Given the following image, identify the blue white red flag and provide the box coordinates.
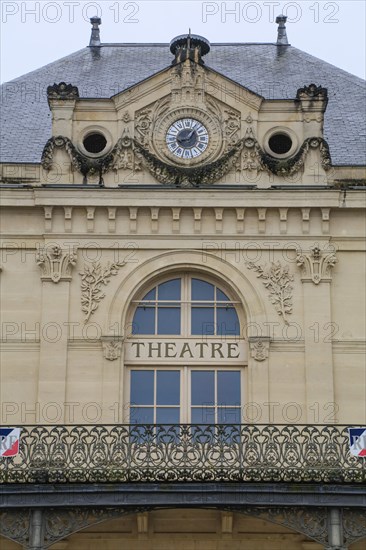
[0,428,21,457]
[348,427,366,457]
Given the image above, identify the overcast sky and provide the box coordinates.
[0,0,365,83]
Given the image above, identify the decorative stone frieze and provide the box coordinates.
[36,245,77,283]
[249,337,270,361]
[296,243,337,284]
[101,336,124,361]
[246,261,294,325]
[79,260,126,322]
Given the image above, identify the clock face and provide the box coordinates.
[166,118,209,159]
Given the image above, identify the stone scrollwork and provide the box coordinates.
[296,83,328,101]
[296,243,338,284]
[47,82,80,100]
[246,260,294,324]
[101,336,124,361]
[135,108,153,146]
[79,260,126,322]
[223,108,241,148]
[249,337,270,361]
[36,245,77,283]
[109,128,142,172]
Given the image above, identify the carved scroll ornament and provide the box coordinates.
[36,245,77,283]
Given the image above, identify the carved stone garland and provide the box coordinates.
[36,245,77,283]
[296,244,338,284]
[246,261,294,324]
[79,260,125,322]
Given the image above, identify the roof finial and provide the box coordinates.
[89,16,102,47]
[276,14,288,45]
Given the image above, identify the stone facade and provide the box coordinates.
[0,28,365,550]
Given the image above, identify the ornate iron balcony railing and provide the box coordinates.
[0,424,364,484]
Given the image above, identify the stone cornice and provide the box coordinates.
[0,187,365,209]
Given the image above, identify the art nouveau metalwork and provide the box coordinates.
[1,424,364,484]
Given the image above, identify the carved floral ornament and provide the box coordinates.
[79,260,126,322]
[36,245,77,283]
[246,260,294,325]
[296,243,338,284]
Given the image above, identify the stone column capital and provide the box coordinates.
[36,245,77,283]
[296,243,337,284]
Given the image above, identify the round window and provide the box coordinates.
[82,132,107,154]
[268,133,292,155]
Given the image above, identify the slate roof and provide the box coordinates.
[1,43,365,165]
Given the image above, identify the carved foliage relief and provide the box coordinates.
[246,261,294,324]
[79,260,125,322]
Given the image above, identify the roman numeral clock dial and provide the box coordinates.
[166,118,209,159]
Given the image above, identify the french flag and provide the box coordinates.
[348,428,366,457]
[0,428,21,457]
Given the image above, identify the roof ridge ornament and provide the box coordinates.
[89,16,101,47]
[276,14,289,45]
[170,33,210,65]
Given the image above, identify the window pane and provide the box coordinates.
[218,407,241,424]
[158,279,181,300]
[132,306,155,335]
[191,407,215,424]
[192,279,214,300]
[217,307,240,335]
[142,288,156,301]
[191,371,214,405]
[156,407,180,424]
[130,370,154,405]
[158,307,181,334]
[130,406,154,424]
[191,307,214,335]
[217,371,241,405]
[217,288,230,301]
[157,371,180,405]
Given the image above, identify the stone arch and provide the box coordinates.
[108,249,267,336]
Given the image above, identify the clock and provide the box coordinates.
[151,107,222,166]
[165,118,209,159]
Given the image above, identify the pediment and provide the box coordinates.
[43,57,331,187]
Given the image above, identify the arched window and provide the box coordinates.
[125,275,245,427]
[131,275,240,336]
